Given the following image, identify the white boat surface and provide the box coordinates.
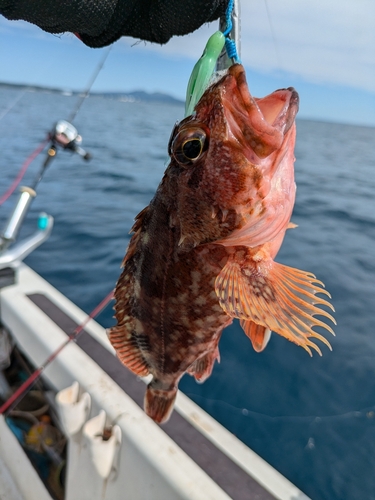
[0,262,310,500]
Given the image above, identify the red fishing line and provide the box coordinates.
[0,290,114,415]
[0,138,49,206]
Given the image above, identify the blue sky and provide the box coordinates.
[1,0,374,126]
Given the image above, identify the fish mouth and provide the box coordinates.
[222,64,299,157]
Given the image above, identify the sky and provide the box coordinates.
[0,0,374,126]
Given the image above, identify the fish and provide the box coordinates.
[108,64,335,424]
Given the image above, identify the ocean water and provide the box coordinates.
[1,87,375,500]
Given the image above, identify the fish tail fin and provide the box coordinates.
[144,383,177,424]
[107,326,149,377]
[215,257,336,356]
[240,320,272,352]
[187,347,220,383]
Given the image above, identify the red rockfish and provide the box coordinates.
[108,64,335,423]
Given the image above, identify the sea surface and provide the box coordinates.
[1,87,375,500]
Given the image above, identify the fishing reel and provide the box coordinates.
[0,120,91,269]
[49,120,91,161]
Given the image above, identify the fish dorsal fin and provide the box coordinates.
[107,326,150,377]
[215,257,336,356]
[240,320,272,352]
[123,206,150,265]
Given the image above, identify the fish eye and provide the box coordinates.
[171,126,208,166]
[182,138,204,160]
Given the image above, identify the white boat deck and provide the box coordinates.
[0,263,310,500]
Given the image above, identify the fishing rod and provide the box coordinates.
[31,46,112,191]
[0,47,111,259]
[29,119,91,192]
[68,46,111,123]
[0,47,114,416]
[0,46,111,205]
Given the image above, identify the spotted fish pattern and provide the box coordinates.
[108,64,335,423]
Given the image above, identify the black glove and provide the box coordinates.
[0,0,228,47]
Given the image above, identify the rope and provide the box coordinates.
[222,0,241,64]
[0,138,49,206]
[222,0,234,36]
[0,290,114,415]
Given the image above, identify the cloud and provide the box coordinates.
[121,0,375,93]
[240,0,375,92]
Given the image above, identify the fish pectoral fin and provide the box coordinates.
[215,258,336,356]
[240,320,272,352]
[187,348,220,383]
[107,326,150,377]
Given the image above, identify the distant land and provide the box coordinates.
[0,81,184,105]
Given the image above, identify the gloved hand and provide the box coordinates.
[0,0,228,47]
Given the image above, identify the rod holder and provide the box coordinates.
[55,381,91,437]
[1,186,36,244]
[0,213,54,269]
[83,411,122,479]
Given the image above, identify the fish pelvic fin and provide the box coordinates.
[215,256,336,356]
[187,347,220,383]
[144,383,177,424]
[240,320,272,352]
[107,326,150,377]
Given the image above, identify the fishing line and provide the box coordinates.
[0,290,114,416]
[0,89,26,121]
[68,45,112,123]
[186,392,375,424]
[263,0,283,70]
[0,138,49,206]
